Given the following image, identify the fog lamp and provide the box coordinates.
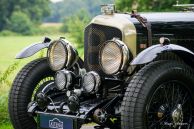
[55,70,75,90]
[82,71,101,94]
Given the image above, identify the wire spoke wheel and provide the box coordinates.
[121,61,194,129]
[32,76,54,101]
[31,76,54,122]
[9,58,55,129]
[146,81,192,129]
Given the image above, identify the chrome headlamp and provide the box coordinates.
[55,70,75,90]
[48,39,78,71]
[82,71,101,94]
[99,38,130,75]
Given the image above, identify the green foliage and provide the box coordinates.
[38,23,63,35]
[116,0,192,12]
[0,30,20,36]
[24,0,50,22]
[7,11,35,35]
[45,0,113,22]
[15,0,51,24]
[0,0,13,31]
[0,123,12,129]
[61,9,90,48]
[0,61,20,85]
[38,50,46,58]
[0,0,50,32]
[0,91,9,124]
[0,59,20,125]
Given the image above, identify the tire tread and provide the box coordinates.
[9,58,54,129]
[121,61,194,129]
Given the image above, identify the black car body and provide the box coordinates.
[9,4,194,129]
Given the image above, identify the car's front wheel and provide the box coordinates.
[121,61,194,129]
[9,58,55,129]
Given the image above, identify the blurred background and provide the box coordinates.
[0,0,193,128]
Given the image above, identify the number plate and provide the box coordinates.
[38,113,74,129]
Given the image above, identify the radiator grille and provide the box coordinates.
[84,24,122,74]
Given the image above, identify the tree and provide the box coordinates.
[0,0,50,31]
[7,11,34,35]
[14,0,50,24]
[44,0,113,22]
[116,0,192,12]
[61,9,90,48]
[0,0,14,31]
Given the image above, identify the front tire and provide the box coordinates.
[121,61,194,129]
[9,58,55,129]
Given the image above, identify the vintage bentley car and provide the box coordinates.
[9,4,194,129]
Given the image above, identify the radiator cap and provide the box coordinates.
[101,4,115,15]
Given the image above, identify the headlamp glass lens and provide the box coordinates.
[82,71,101,94]
[101,41,122,74]
[55,71,66,90]
[83,74,95,93]
[48,41,67,71]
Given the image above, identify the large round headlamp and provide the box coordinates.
[55,70,75,90]
[82,71,101,94]
[99,38,130,75]
[48,39,78,71]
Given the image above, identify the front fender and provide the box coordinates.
[16,42,50,59]
[131,44,194,65]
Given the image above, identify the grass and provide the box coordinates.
[0,36,50,127]
[0,35,83,128]
[0,35,63,71]
[0,21,84,128]
[0,123,12,129]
